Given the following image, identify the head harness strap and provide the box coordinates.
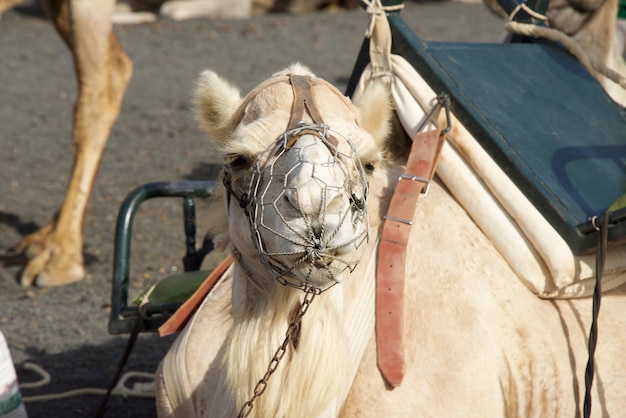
[229,73,356,135]
[287,75,324,129]
[286,75,340,149]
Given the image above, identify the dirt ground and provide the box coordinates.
[0,2,502,416]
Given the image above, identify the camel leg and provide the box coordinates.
[18,0,132,287]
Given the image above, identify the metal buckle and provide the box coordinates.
[399,174,431,196]
[383,173,430,225]
[383,215,413,225]
[416,92,451,137]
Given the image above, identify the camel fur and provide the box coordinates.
[155,64,626,417]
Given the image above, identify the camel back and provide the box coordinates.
[348,1,626,255]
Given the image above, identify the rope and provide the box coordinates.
[509,2,548,22]
[18,310,155,414]
[361,0,404,38]
[505,19,626,90]
[19,363,155,402]
[582,210,610,418]
[18,363,51,389]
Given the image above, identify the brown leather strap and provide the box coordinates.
[288,75,324,129]
[376,129,445,387]
[159,255,233,336]
[230,73,356,136]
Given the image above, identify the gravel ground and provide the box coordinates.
[0,2,502,417]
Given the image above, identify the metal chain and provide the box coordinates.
[237,288,319,418]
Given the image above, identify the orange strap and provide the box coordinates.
[376,129,445,387]
[159,255,233,336]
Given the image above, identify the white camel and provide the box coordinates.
[154,63,626,417]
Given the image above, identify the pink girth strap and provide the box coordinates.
[376,129,445,387]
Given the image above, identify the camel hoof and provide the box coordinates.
[20,249,85,288]
[33,265,85,287]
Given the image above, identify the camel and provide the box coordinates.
[154,62,626,417]
[485,0,626,106]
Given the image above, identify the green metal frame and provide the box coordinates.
[108,180,218,335]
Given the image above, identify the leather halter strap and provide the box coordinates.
[288,75,324,129]
[229,73,356,134]
[284,75,340,149]
[376,129,445,387]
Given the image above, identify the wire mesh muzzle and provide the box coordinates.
[245,123,370,292]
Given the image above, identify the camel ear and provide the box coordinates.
[193,70,241,146]
[352,80,393,147]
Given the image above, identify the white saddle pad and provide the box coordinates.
[353,17,626,298]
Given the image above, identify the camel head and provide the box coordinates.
[195,63,392,292]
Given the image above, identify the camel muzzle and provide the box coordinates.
[246,122,369,292]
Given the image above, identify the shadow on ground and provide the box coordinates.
[17,333,176,418]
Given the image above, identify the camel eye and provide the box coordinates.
[363,162,375,173]
[225,154,251,171]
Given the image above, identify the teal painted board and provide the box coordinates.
[426,42,625,217]
[387,14,626,253]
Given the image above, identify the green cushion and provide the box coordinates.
[133,270,209,306]
[610,194,626,212]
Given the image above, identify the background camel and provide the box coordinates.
[0,2,621,416]
[485,0,626,106]
[155,63,626,417]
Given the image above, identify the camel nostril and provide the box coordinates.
[311,223,323,241]
[351,194,365,210]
